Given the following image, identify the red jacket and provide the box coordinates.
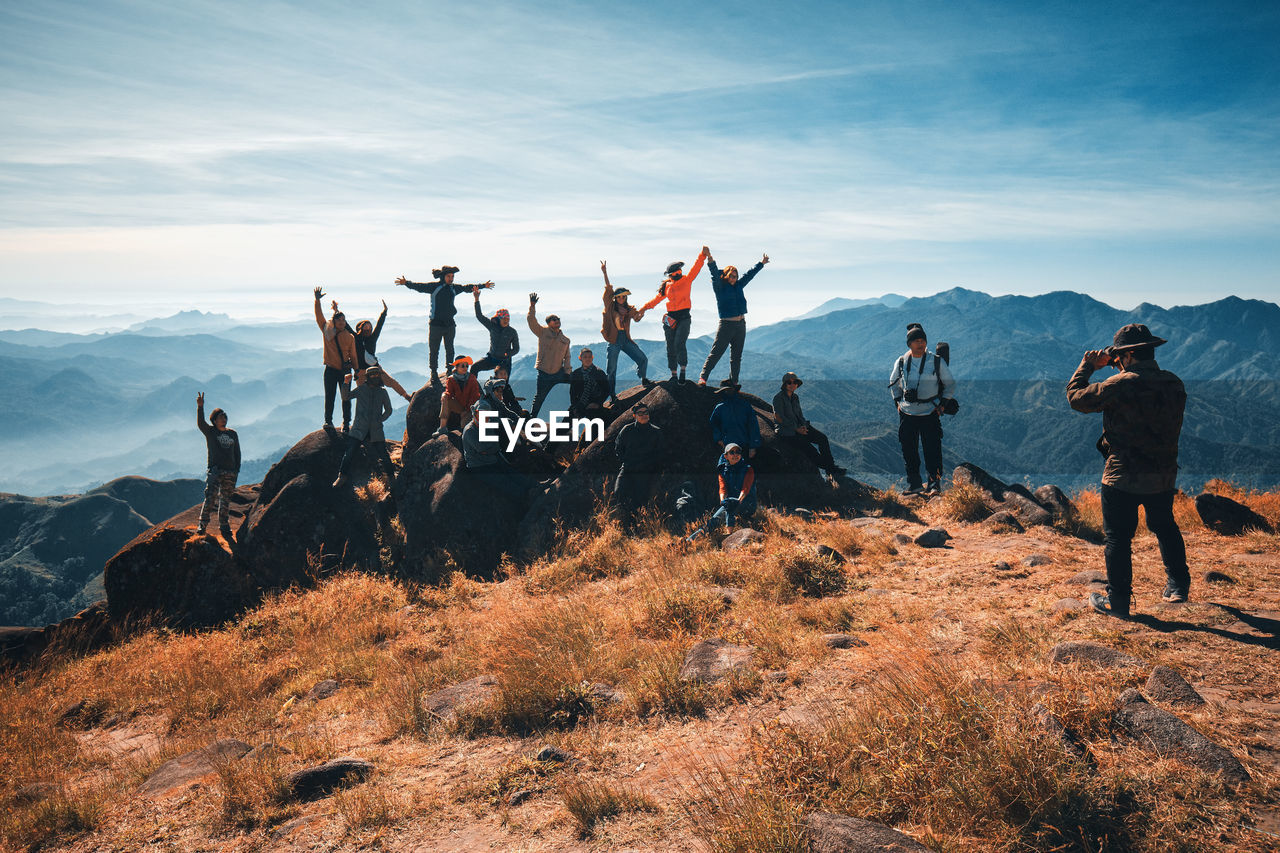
[443,374,481,409]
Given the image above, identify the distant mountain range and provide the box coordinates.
[1,288,1277,496]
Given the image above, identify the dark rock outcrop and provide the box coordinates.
[1113,691,1248,785]
[721,528,765,551]
[0,602,112,669]
[1048,641,1144,669]
[805,812,932,852]
[1194,493,1274,536]
[285,758,374,801]
[402,385,443,456]
[952,463,1053,527]
[105,528,249,628]
[1144,666,1206,708]
[422,675,498,724]
[1033,484,1076,522]
[139,739,253,797]
[914,527,951,548]
[822,633,866,649]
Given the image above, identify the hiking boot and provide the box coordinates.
[925,479,942,496]
[433,426,447,437]
[904,483,925,496]
[641,377,655,388]
[1161,584,1188,604]
[219,525,233,542]
[1089,592,1131,619]
[342,423,350,436]
[332,473,348,488]
[697,377,707,386]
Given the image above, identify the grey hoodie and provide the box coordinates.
[350,383,393,442]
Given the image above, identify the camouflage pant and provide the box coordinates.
[199,468,238,531]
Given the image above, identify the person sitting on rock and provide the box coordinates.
[333,367,394,488]
[710,380,761,459]
[195,392,241,540]
[527,292,572,417]
[437,356,481,436]
[642,246,709,384]
[472,289,520,378]
[569,348,610,419]
[394,266,493,383]
[698,248,768,386]
[889,324,955,495]
[462,380,536,499]
[773,371,846,481]
[600,260,652,403]
[314,287,357,433]
[687,443,757,540]
[353,299,411,401]
[1067,323,1190,618]
[492,363,528,418]
[613,402,662,519]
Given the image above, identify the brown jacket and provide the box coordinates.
[1066,358,1185,493]
[315,300,357,371]
[602,283,643,344]
[527,307,571,375]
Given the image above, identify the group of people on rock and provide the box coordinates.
[193,257,1190,621]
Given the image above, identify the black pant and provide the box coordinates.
[530,369,571,417]
[428,322,456,373]
[898,411,942,487]
[323,366,351,426]
[339,437,392,478]
[663,308,691,372]
[700,318,746,382]
[613,467,654,516]
[472,353,512,376]
[1101,485,1190,607]
[786,429,836,472]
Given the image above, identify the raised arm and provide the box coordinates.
[372,300,387,341]
[601,260,613,306]
[196,392,213,435]
[526,294,545,335]
[683,246,710,285]
[474,293,495,330]
[1066,351,1120,413]
[313,287,326,331]
[737,255,768,289]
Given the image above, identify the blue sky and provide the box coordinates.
[1,0,1277,328]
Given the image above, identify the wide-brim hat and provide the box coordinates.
[664,261,684,275]
[451,356,473,368]
[612,288,632,299]
[432,265,460,279]
[1111,323,1167,351]
[718,378,741,391]
[781,371,803,387]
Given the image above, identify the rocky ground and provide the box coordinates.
[2,480,1278,852]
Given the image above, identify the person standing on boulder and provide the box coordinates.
[569,349,610,419]
[471,289,520,378]
[1067,324,1190,618]
[774,371,846,481]
[196,392,240,539]
[333,367,394,488]
[353,300,412,401]
[600,260,652,403]
[686,443,757,540]
[889,324,955,495]
[710,381,761,459]
[698,249,768,386]
[437,356,481,436]
[642,247,709,384]
[394,266,493,383]
[527,293,572,417]
[614,402,662,519]
[315,287,358,433]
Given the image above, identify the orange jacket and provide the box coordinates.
[643,250,707,314]
[315,300,357,371]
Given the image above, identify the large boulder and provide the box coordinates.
[0,602,112,669]
[1113,691,1248,785]
[237,430,390,587]
[104,527,249,628]
[1194,493,1274,536]
[952,463,1053,527]
[402,383,442,456]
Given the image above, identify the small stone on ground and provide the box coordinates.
[805,811,932,853]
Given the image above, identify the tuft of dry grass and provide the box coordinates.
[211,748,297,830]
[561,777,657,837]
[333,776,414,829]
[524,514,636,592]
[939,479,992,523]
[0,784,106,851]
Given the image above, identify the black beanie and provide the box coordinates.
[906,323,927,344]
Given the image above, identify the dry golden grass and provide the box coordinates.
[939,479,992,522]
[1203,478,1280,525]
[561,777,657,838]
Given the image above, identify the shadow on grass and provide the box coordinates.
[1131,604,1280,651]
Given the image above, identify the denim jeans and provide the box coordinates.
[700,318,746,382]
[606,335,648,395]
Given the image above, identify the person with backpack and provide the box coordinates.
[195,392,241,540]
[642,247,709,383]
[889,323,956,495]
[471,289,520,378]
[314,287,357,433]
[527,292,572,417]
[394,266,493,383]
[600,260,652,402]
[773,371,846,481]
[353,300,411,401]
[698,249,768,386]
[1067,324,1191,618]
[686,443,757,540]
[333,366,394,488]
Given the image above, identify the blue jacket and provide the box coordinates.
[708,259,764,319]
[710,395,761,450]
[403,279,478,325]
